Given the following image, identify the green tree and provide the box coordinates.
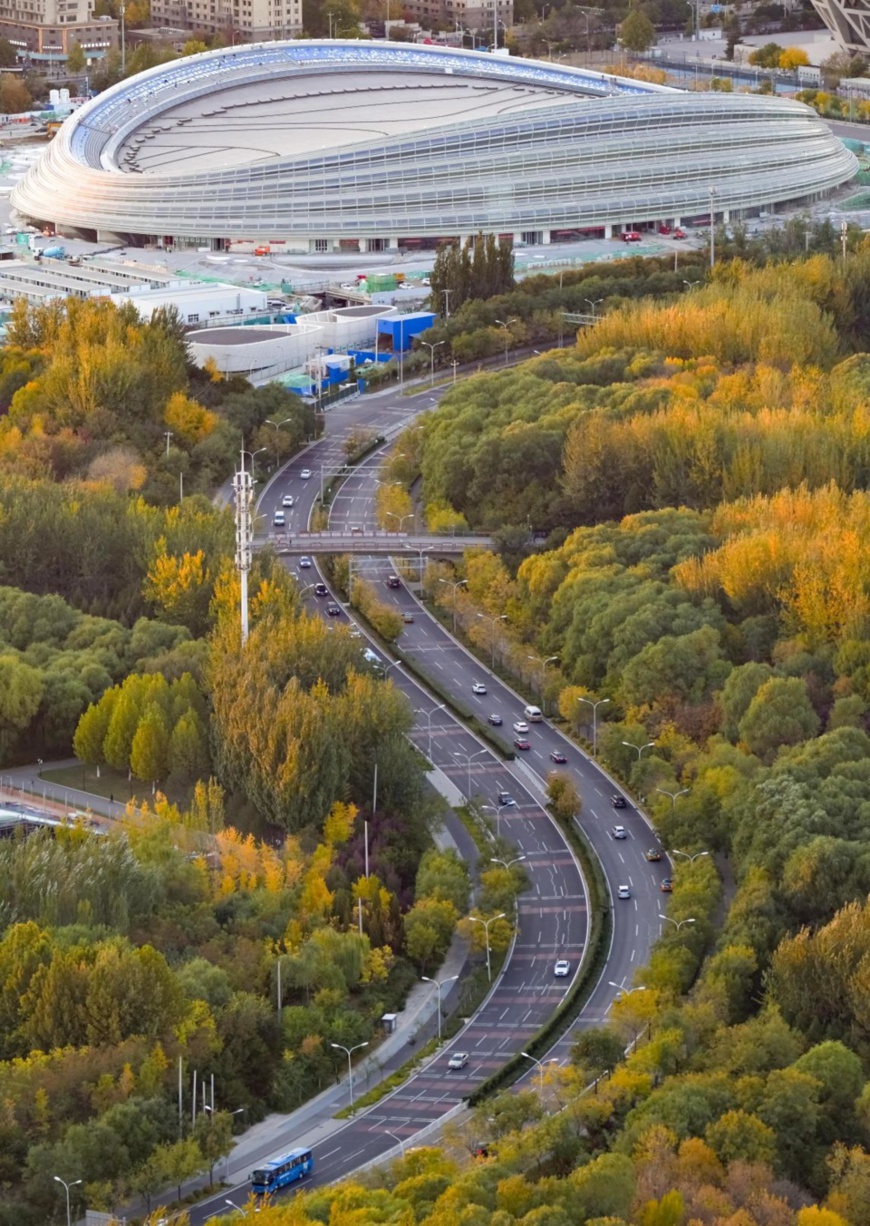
[705,1109,777,1166]
[0,655,43,761]
[738,676,820,760]
[193,1110,234,1185]
[168,709,210,783]
[73,691,117,766]
[130,706,170,784]
[66,43,86,73]
[619,9,656,52]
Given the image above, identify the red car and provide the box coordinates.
[673,228,687,240]
[514,737,531,751]
[658,224,671,235]
[621,231,642,243]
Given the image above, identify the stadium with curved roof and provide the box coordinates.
[11,40,857,252]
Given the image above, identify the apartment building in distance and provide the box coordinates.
[400,0,513,41]
[149,0,301,43]
[0,0,116,62]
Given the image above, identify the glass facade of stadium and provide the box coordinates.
[11,41,857,253]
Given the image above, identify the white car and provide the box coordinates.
[554,960,570,977]
[282,493,294,507]
[612,826,627,840]
[513,720,529,734]
[448,1051,469,1070]
[472,682,487,695]
[299,556,312,568]
[272,510,286,527]
[617,884,631,900]
[300,468,312,479]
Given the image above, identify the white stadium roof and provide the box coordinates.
[11,40,856,248]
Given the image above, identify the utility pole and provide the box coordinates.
[232,452,254,646]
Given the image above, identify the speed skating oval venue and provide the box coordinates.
[11,40,857,252]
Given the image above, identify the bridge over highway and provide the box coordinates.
[265,531,495,555]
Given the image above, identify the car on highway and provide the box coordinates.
[554,959,570,977]
[611,795,627,808]
[660,878,673,893]
[299,556,312,568]
[645,848,662,862]
[314,583,328,597]
[612,825,627,839]
[282,494,294,507]
[513,720,529,733]
[549,749,567,763]
[448,1052,469,1070]
[300,468,312,479]
[403,611,414,623]
[617,884,631,900]
[273,510,286,527]
[488,713,503,726]
[472,682,487,695]
[514,737,531,751]
[327,603,342,617]
[387,575,401,589]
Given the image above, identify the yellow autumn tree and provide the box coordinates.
[164,391,218,446]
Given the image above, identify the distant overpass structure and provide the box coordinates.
[265,531,496,556]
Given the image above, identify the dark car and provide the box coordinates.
[549,749,567,764]
[514,737,531,751]
[314,583,328,597]
[326,603,342,617]
[387,575,401,589]
[660,878,673,893]
[645,849,662,862]
[488,714,503,726]
[497,791,516,806]
[611,795,627,809]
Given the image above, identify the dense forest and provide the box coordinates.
[224,245,870,1225]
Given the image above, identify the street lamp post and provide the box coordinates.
[527,653,559,703]
[420,339,445,385]
[481,802,511,840]
[491,854,526,871]
[241,446,268,477]
[659,914,696,931]
[385,510,416,532]
[442,288,452,317]
[418,702,446,758]
[53,1176,81,1226]
[452,748,488,801]
[495,317,516,365]
[521,1050,557,1095]
[584,297,603,318]
[469,912,506,981]
[330,1041,369,1111]
[477,611,507,667]
[438,576,467,632]
[403,542,433,585]
[384,1128,406,1157]
[622,740,656,760]
[265,416,293,469]
[421,973,458,1041]
[671,848,709,864]
[577,695,610,756]
[655,787,689,811]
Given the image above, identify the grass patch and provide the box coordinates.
[40,764,192,811]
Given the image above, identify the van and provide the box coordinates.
[362,648,386,677]
[523,705,543,722]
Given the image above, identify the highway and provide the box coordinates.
[194,372,663,1215]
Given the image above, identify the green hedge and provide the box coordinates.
[467,807,610,1106]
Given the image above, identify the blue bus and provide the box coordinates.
[251,1148,313,1196]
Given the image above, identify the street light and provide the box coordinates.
[265,416,294,469]
[491,855,526,871]
[241,446,268,477]
[682,279,700,291]
[477,611,507,667]
[584,297,603,318]
[622,740,655,760]
[480,801,512,840]
[418,702,446,759]
[403,542,433,585]
[671,848,709,863]
[385,510,416,532]
[527,653,559,702]
[438,576,467,632]
[452,747,488,801]
[521,1050,557,1094]
[495,317,516,365]
[384,1128,406,1157]
[469,912,506,982]
[420,339,445,385]
[53,1176,81,1226]
[421,973,458,1041]
[330,1040,369,1111]
[656,787,689,811]
[577,695,610,757]
[226,1198,244,1213]
[659,914,696,931]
